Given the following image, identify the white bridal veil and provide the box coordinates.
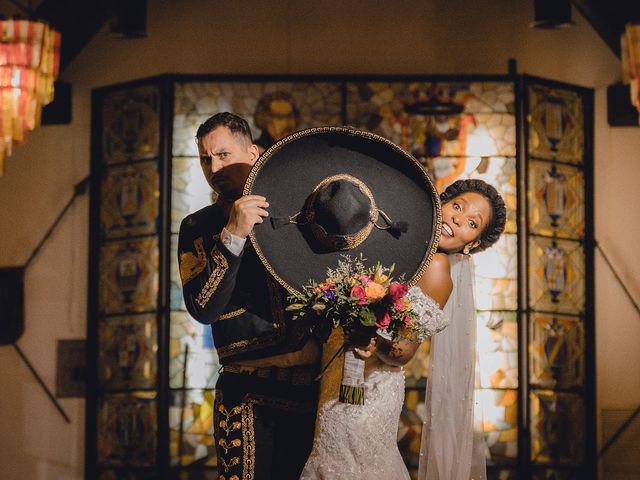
[418,253,486,480]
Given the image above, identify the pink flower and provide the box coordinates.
[359,274,371,284]
[376,310,391,329]
[350,285,368,305]
[322,282,335,292]
[402,314,411,326]
[388,282,408,301]
[394,298,405,310]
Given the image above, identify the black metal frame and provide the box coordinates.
[86,73,595,480]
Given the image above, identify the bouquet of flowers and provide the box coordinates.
[286,255,420,404]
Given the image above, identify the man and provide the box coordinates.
[178,112,319,480]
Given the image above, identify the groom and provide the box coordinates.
[177,112,320,479]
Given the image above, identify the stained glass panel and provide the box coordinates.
[97,392,157,466]
[529,160,584,239]
[169,389,216,467]
[530,314,585,389]
[477,312,518,389]
[475,233,518,311]
[398,388,425,469]
[173,81,343,156]
[101,161,160,239]
[477,389,518,465]
[170,311,219,389]
[102,85,161,165]
[530,390,585,465]
[528,85,583,164]
[99,314,158,390]
[171,156,213,234]
[529,237,585,314]
[346,81,516,160]
[99,238,159,315]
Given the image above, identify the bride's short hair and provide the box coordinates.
[440,179,506,254]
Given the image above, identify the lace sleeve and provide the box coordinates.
[407,286,448,341]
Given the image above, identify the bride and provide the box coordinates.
[300,179,506,480]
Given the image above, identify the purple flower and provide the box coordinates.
[324,290,336,301]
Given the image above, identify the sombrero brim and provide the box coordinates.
[244,127,441,295]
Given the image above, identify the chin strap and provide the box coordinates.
[374,209,409,238]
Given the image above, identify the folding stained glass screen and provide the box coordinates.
[102,85,161,165]
[91,81,163,480]
[527,85,584,164]
[98,314,158,390]
[97,392,158,466]
[526,79,591,477]
[529,313,585,389]
[530,390,585,465]
[88,76,593,479]
[98,237,159,315]
[100,160,160,239]
[528,236,585,315]
[528,160,585,239]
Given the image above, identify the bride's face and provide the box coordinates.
[438,191,491,254]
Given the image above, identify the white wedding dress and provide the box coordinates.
[300,286,447,480]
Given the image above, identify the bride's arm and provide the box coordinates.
[374,253,453,366]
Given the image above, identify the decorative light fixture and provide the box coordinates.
[0,18,61,175]
[621,22,640,123]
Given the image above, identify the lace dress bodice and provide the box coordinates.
[300,287,447,479]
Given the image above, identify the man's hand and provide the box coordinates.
[225,195,269,238]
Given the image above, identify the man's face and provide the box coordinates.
[198,126,259,202]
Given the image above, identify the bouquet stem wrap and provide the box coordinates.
[339,350,365,405]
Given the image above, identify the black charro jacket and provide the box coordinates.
[177,203,310,364]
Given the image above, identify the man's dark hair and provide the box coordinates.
[195,112,254,143]
[440,179,507,254]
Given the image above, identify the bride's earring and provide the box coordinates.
[463,246,470,255]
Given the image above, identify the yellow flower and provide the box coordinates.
[365,281,386,302]
[373,272,389,284]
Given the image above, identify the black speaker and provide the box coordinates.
[110,0,147,38]
[607,82,639,127]
[0,267,25,345]
[42,81,72,125]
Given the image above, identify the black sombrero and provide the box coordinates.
[244,126,441,295]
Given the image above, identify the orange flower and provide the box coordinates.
[364,282,386,302]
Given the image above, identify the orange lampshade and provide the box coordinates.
[621,22,640,123]
[0,19,61,176]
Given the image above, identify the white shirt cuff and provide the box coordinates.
[220,228,246,256]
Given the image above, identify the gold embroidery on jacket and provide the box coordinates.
[219,308,246,321]
[179,237,207,285]
[195,246,228,308]
[216,274,287,358]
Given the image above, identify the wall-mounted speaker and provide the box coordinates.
[607,82,639,127]
[42,81,72,125]
[0,267,25,345]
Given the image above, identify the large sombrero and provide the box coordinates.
[244,126,441,295]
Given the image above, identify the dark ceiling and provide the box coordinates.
[571,0,640,57]
[4,0,640,71]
